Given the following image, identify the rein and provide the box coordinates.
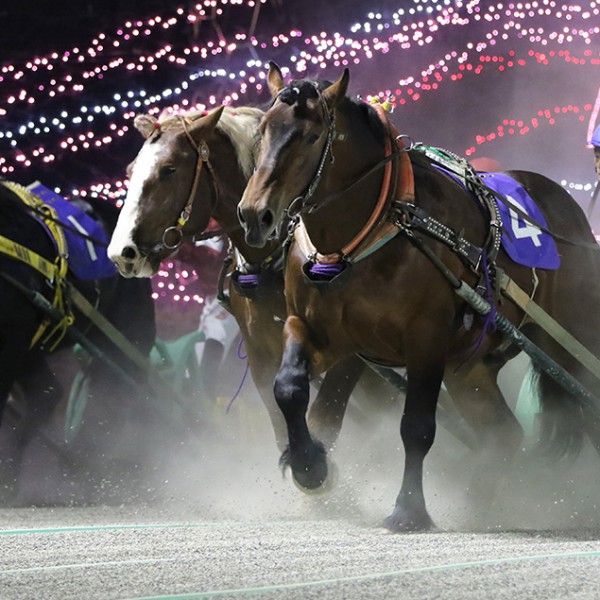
[481,179,600,251]
[402,226,600,406]
[10,199,110,248]
[290,97,414,265]
[416,145,600,253]
[311,145,409,212]
[284,84,337,218]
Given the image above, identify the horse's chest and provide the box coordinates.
[292,278,408,354]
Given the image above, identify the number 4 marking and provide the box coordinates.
[505,194,542,247]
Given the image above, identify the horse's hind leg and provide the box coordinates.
[444,359,523,508]
[525,320,597,459]
[445,359,523,449]
[308,355,366,450]
[13,352,64,447]
[533,368,587,457]
[275,316,328,490]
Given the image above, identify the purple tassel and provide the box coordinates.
[454,252,497,372]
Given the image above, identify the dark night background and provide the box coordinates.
[1,1,598,217]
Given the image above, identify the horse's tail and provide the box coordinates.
[531,365,586,460]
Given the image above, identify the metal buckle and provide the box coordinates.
[199,142,210,161]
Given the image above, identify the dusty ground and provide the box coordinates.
[2,354,600,599]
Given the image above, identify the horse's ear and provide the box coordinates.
[189,105,225,138]
[134,114,160,139]
[267,62,285,98]
[322,69,350,108]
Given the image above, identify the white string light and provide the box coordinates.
[1,0,598,304]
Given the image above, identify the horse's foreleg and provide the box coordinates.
[275,316,328,491]
[308,355,365,450]
[384,364,441,532]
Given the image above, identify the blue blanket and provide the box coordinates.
[480,172,560,270]
[27,182,117,280]
[433,165,560,270]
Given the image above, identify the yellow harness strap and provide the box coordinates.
[0,181,73,349]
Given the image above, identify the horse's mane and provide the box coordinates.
[156,106,263,179]
[214,106,263,179]
[275,78,386,144]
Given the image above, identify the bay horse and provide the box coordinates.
[0,181,156,501]
[237,63,600,531]
[107,105,411,458]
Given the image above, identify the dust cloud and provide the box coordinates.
[7,345,600,534]
[89,352,600,533]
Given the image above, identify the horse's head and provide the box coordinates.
[238,62,349,247]
[108,106,225,277]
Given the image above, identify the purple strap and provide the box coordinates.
[226,337,249,413]
[237,273,259,287]
[308,262,346,277]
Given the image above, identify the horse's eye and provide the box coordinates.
[307,134,320,145]
[160,166,177,178]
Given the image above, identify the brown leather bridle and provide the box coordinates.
[159,115,218,252]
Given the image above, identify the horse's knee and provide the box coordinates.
[273,364,309,415]
[274,341,310,415]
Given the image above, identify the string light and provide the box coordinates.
[1,0,598,305]
[1,2,598,180]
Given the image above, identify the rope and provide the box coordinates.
[225,337,249,413]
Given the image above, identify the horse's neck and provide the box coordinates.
[302,107,386,255]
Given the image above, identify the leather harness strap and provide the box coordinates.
[307,103,415,265]
[499,271,600,383]
[160,117,213,251]
[0,181,73,349]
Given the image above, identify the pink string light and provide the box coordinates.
[1,0,598,303]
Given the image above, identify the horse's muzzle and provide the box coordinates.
[110,244,157,278]
[237,205,274,248]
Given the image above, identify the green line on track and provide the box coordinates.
[0,558,180,575]
[0,522,241,536]
[120,550,600,599]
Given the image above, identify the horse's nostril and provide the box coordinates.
[261,209,273,229]
[121,245,138,260]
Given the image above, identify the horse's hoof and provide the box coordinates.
[292,459,339,495]
[383,506,435,533]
